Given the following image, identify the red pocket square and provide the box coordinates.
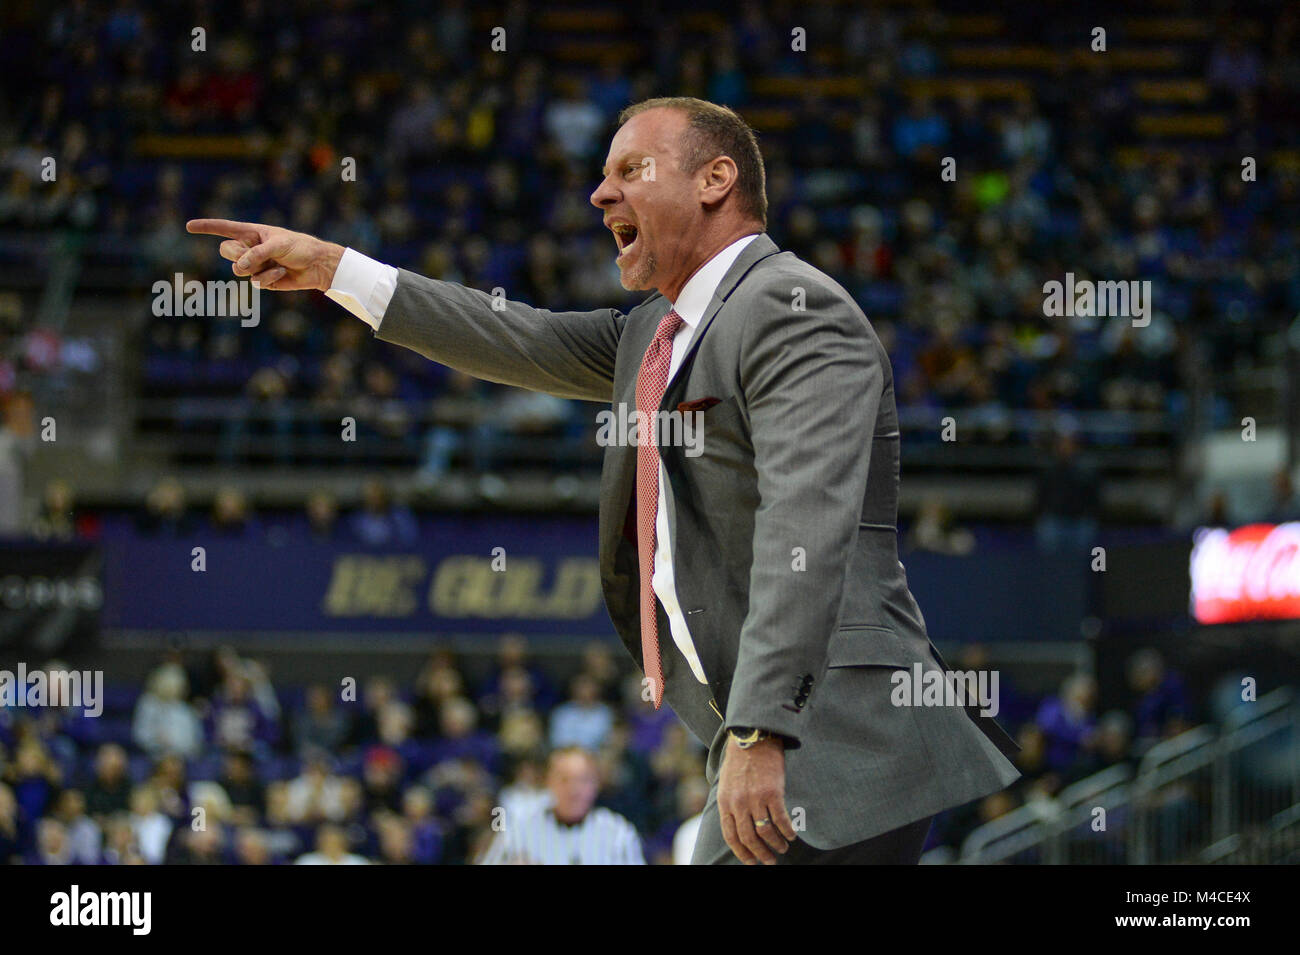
[677,396,722,413]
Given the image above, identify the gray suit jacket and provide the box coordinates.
[373,233,1020,849]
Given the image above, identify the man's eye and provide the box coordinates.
[624,164,640,177]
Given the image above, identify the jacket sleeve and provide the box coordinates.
[722,277,884,744]
[373,268,627,403]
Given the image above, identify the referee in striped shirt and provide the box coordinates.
[479,746,645,865]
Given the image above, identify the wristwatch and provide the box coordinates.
[729,726,773,749]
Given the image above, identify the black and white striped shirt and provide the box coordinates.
[479,805,645,865]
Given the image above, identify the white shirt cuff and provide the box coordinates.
[323,247,399,330]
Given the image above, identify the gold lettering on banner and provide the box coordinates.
[322,556,426,617]
[544,559,604,617]
[430,557,602,619]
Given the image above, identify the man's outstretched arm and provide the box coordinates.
[186,218,624,402]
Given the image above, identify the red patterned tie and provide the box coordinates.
[634,308,684,708]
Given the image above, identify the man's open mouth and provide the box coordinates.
[611,222,640,257]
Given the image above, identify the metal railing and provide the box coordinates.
[956,688,1299,864]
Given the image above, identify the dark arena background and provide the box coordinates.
[0,0,1297,898]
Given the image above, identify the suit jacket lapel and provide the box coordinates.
[661,233,781,403]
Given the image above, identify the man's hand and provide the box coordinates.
[185,218,345,293]
[717,735,797,864]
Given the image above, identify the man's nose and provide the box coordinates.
[590,177,618,208]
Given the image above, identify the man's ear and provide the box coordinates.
[700,156,739,209]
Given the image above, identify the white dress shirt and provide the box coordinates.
[325,234,759,686]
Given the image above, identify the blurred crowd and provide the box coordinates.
[927,646,1205,855]
[1,0,1296,474]
[1,635,1213,864]
[0,638,702,864]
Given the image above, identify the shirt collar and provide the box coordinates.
[668,233,760,328]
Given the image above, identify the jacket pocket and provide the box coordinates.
[827,625,916,669]
[687,393,742,429]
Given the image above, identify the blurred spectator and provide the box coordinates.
[233,827,274,865]
[412,651,467,737]
[6,739,60,832]
[497,707,546,763]
[29,478,99,540]
[135,477,194,537]
[478,633,556,713]
[670,776,710,865]
[303,489,341,542]
[348,675,396,747]
[479,747,644,864]
[99,817,145,865]
[399,785,445,864]
[30,817,75,865]
[893,93,948,160]
[550,673,614,751]
[280,752,358,825]
[579,641,622,705]
[132,663,203,759]
[210,485,255,537]
[0,782,21,863]
[906,495,976,555]
[294,824,369,864]
[543,77,605,163]
[1034,673,1098,775]
[1263,468,1300,522]
[348,478,417,546]
[169,819,227,864]
[47,789,101,864]
[207,664,279,753]
[374,813,418,864]
[1075,711,1137,780]
[149,753,191,821]
[292,684,349,755]
[418,369,490,482]
[0,406,29,535]
[127,785,173,865]
[430,697,499,772]
[84,743,132,818]
[1127,649,1191,748]
[1034,430,1101,552]
[1012,724,1049,785]
[497,756,549,822]
[424,757,495,862]
[218,750,266,827]
[592,720,652,830]
[361,745,406,814]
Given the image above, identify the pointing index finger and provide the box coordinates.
[186,218,262,243]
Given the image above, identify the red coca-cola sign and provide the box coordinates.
[1190,523,1300,623]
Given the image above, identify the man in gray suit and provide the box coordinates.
[188,96,1019,864]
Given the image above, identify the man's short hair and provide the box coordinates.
[617,97,768,228]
